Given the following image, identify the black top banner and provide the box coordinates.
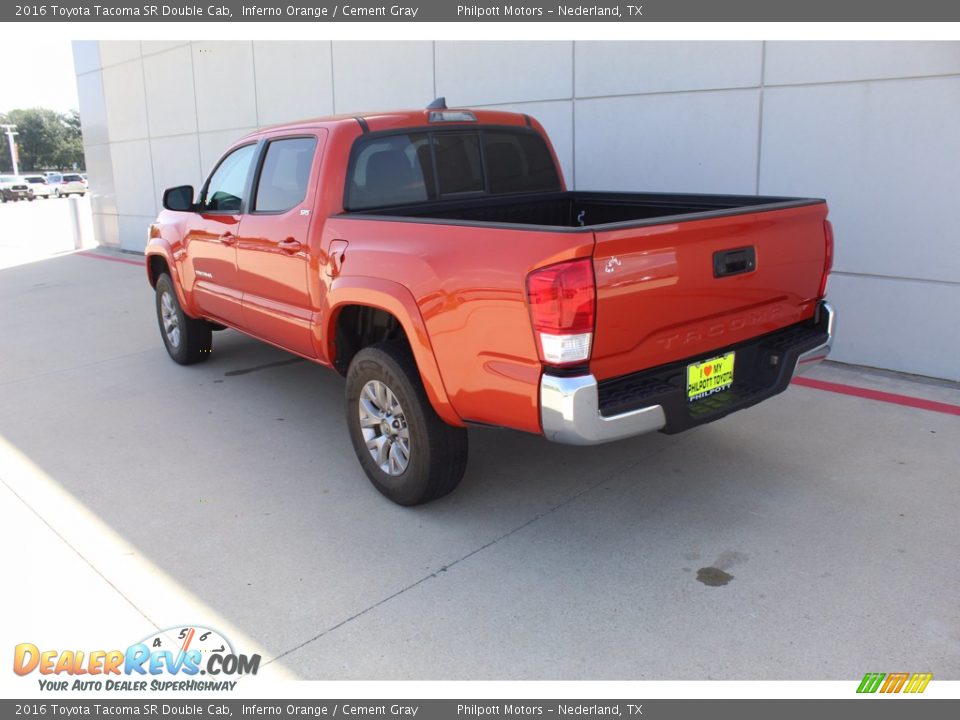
[6,0,960,22]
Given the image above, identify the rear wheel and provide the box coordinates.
[155,273,212,365]
[345,342,468,506]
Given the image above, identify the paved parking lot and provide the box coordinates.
[0,219,958,681]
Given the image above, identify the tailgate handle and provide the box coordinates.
[714,247,756,278]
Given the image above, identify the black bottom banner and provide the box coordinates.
[3,699,958,720]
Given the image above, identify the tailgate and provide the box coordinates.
[590,202,829,381]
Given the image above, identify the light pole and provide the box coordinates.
[1,124,20,175]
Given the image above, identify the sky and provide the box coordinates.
[0,40,79,114]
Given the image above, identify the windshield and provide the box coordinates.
[26,177,45,184]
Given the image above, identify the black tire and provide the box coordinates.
[345,342,468,506]
[155,273,212,365]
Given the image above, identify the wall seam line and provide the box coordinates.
[330,42,337,114]
[830,271,960,288]
[571,40,577,190]
[137,43,160,221]
[755,41,766,195]
[187,41,204,182]
[251,41,261,127]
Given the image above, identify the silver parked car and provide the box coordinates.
[47,173,87,197]
[0,175,31,202]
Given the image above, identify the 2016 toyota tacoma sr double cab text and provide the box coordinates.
[147,101,835,506]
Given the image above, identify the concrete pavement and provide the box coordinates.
[0,245,958,682]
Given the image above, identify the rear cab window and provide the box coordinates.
[345,127,560,211]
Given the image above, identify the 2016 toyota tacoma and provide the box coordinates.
[146,100,835,506]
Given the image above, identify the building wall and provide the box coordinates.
[73,41,960,381]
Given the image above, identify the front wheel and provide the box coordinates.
[155,273,212,364]
[345,342,468,506]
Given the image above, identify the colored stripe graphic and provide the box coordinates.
[904,673,933,694]
[857,673,885,693]
[793,377,960,417]
[880,672,909,693]
[857,672,932,694]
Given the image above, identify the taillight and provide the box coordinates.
[819,220,834,298]
[526,258,596,366]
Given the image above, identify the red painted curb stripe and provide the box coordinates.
[792,376,960,416]
[76,250,144,267]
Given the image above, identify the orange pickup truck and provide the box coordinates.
[147,100,835,506]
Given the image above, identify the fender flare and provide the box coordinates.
[145,244,199,319]
[325,276,463,428]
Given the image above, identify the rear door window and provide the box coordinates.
[253,136,318,213]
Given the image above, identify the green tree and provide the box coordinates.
[0,107,84,172]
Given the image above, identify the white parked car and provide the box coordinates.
[23,175,53,199]
[47,173,86,197]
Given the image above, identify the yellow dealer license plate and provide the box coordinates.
[687,352,735,402]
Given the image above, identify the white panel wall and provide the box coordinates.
[575,41,762,96]
[255,42,334,125]
[332,42,434,114]
[75,41,960,380]
[192,42,259,132]
[142,45,199,137]
[763,41,960,85]
[575,90,761,194]
[435,41,573,105]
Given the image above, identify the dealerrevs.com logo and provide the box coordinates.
[13,626,260,692]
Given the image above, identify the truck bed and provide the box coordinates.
[345,190,823,231]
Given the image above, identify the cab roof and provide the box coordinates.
[242,106,533,140]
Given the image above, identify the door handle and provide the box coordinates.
[278,238,303,254]
[218,232,236,245]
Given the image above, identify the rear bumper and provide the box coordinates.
[540,301,835,445]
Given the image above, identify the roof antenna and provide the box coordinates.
[426,97,447,110]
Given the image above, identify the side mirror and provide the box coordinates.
[162,185,195,212]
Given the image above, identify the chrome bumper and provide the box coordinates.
[540,300,835,446]
[540,373,666,445]
[791,300,835,376]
